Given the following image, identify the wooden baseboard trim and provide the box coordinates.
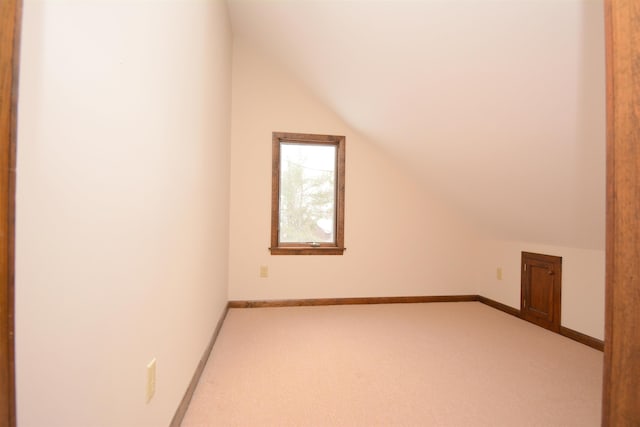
[228,295,478,308]
[560,326,604,351]
[475,296,604,351]
[170,305,229,427]
[476,295,521,319]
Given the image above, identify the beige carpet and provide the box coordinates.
[181,302,602,426]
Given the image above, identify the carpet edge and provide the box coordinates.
[170,305,230,427]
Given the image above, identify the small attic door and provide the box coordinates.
[521,252,562,333]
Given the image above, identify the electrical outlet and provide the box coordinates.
[259,265,268,278]
[496,267,503,280]
[146,358,156,403]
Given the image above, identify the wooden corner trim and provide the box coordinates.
[169,305,229,427]
[228,295,478,308]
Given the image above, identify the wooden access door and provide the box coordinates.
[521,252,562,333]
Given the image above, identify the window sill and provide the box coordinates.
[269,246,346,256]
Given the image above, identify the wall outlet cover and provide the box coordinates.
[146,358,156,403]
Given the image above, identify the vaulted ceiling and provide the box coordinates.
[227,0,606,250]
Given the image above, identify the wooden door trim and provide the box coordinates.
[520,252,562,333]
[0,0,21,425]
[603,0,640,423]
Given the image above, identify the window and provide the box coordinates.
[270,132,345,255]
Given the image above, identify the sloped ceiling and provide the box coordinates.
[227,0,606,250]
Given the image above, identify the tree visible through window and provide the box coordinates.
[270,132,345,255]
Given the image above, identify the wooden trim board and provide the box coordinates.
[170,306,229,427]
[560,327,604,352]
[228,295,478,308]
[476,295,521,319]
[603,0,640,423]
[0,0,21,425]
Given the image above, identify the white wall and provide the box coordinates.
[228,38,605,341]
[228,39,481,301]
[474,240,605,340]
[12,3,605,424]
[15,1,232,426]
[228,0,607,252]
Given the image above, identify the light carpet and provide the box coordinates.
[181,302,602,426]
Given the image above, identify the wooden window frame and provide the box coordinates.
[270,132,345,255]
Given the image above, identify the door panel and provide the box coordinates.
[528,261,554,319]
[521,252,562,333]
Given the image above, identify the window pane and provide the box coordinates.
[279,143,336,243]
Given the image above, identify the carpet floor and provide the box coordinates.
[181,302,603,426]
